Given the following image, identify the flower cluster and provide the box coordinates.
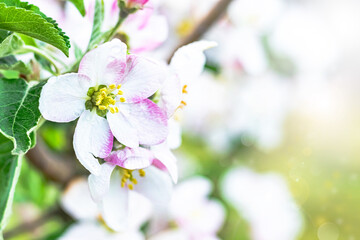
[39,38,216,231]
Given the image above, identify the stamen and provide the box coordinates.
[139,169,146,177]
[120,97,126,103]
[110,108,115,114]
[117,84,122,89]
[128,184,134,190]
[118,90,123,95]
[99,105,106,110]
[109,84,116,89]
[182,85,188,94]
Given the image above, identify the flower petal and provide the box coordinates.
[170,40,217,84]
[158,74,182,118]
[88,162,116,202]
[78,39,127,86]
[107,109,139,148]
[61,178,98,220]
[105,147,154,170]
[128,99,168,146]
[39,73,91,122]
[59,222,110,240]
[98,169,129,231]
[121,55,168,102]
[73,111,113,174]
[132,166,173,209]
[151,143,178,183]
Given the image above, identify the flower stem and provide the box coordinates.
[104,15,127,42]
[19,45,62,75]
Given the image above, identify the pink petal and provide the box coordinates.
[121,55,168,102]
[39,73,91,122]
[128,99,168,146]
[105,147,154,170]
[79,39,127,86]
[151,143,178,183]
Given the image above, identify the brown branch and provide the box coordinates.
[25,139,78,187]
[167,0,234,63]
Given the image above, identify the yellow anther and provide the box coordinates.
[117,84,122,89]
[109,84,116,89]
[110,99,116,105]
[110,108,115,114]
[115,107,119,113]
[100,88,107,92]
[182,85,188,94]
[128,184,134,190]
[120,97,126,103]
[131,178,138,184]
[121,182,125,188]
[118,90,123,95]
[180,100,187,107]
[124,173,131,179]
[139,169,146,177]
[99,105,106,110]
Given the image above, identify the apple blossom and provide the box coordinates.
[88,157,173,231]
[149,177,225,240]
[221,167,303,240]
[39,39,168,175]
[60,177,151,238]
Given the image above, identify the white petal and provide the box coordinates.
[107,108,139,148]
[170,40,217,84]
[78,39,127,86]
[151,143,178,183]
[88,162,116,202]
[61,178,98,220]
[158,74,182,118]
[99,169,129,232]
[39,73,91,122]
[73,111,113,174]
[167,118,182,149]
[128,191,153,230]
[132,166,173,209]
[121,55,168,102]
[59,221,110,240]
[126,99,168,146]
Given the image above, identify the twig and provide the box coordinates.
[25,139,78,187]
[167,0,234,63]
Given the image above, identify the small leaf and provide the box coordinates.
[0,133,22,234]
[0,56,32,75]
[68,0,86,17]
[0,78,45,154]
[0,33,24,57]
[88,0,105,49]
[0,1,71,56]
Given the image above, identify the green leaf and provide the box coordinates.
[0,33,24,57]
[0,1,71,56]
[0,56,31,75]
[0,78,45,154]
[68,0,86,17]
[0,133,22,234]
[88,0,104,49]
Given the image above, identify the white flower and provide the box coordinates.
[60,177,151,239]
[88,158,173,231]
[150,177,225,240]
[221,167,303,240]
[39,39,168,175]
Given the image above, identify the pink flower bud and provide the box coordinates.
[128,0,149,8]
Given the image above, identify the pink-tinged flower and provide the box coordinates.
[39,39,168,175]
[88,156,173,231]
[60,177,151,238]
[149,177,225,240]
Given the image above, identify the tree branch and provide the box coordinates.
[167,0,234,62]
[25,139,78,187]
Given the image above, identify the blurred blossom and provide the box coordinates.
[150,177,225,240]
[226,74,292,150]
[228,0,284,33]
[221,167,303,240]
[60,178,151,239]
